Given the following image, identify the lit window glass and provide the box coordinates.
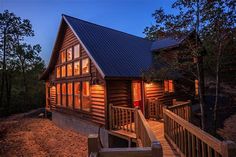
[67,48,72,61]
[62,83,66,106]
[67,83,73,108]
[61,51,66,63]
[56,67,60,78]
[82,58,89,74]
[74,61,80,75]
[74,82,81,109]
[61,65,66,77]
[74,44,80,58]
[67,63,72,76]
[56,84,61,105]
[82,81,90,111]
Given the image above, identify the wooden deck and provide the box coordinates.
[148,120,180,157]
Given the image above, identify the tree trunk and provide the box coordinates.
[197,57,205,130]
[213,42,222,132]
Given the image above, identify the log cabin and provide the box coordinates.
[40,14,200,148]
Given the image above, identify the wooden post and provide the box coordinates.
[88,134,100,156]
[109,103,113,130]
[221,141,236,157]
[151,141,163,157]
[172,99,176,105]
[134,108,139,136]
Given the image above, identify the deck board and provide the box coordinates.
[148,120,180,157]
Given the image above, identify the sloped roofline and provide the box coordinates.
[40,15,105,80]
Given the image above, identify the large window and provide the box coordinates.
[74,44,80,59]
[67,83,73,108]
[67,63,72,77]
[61,65,66,77]
[195,80,199,95]
[56,84,61,105]
[164,80,174,93]
[74,61,80,75]
[67,48,73,61]
[74,82,81,109]
[82,81,90,111]
[62,83,66,106]
[82,58,89,74]
[61,51,66,63]
[56,67,60,78]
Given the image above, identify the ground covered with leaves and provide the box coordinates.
[0,117,87,157]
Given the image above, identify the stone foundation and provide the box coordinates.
[52,110,108,147]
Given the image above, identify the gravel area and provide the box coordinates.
[0,117,87,157]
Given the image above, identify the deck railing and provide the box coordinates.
[163,107,236,157]
[168,100,191,121]
[88,104,163,157]
[147,98,163,119]
[109,104,136,133]
[136,110,158,147]
[88,134,162,157]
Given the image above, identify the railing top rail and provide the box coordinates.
[137,110,157,143]
[168,100,191,109]
[111,105,136,111]
[163,108,222,152]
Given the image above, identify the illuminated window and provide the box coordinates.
[132,82,141,107]
[169,80,174,92]
[67,83,73,108]
[61,51,66,63]
[74,44,80,58]
[56,84,61,105]
[164,80,174,93]
[67,63,72,76]
[82,58,89,74]
[67,48,72,61]
[56,67,60,78]
[164,80,169,92]
[82,81,90,111]
[74,82,81,109]
[74,61,80,75]
[62,83,66,106]
[195,80,199,95]
[61,65,66,77]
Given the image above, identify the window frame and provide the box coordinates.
[82,58,90,74]
[67,63,73,77]
[61,83,67,107]
[74,82,81,110]
[56,83,61,105]
[74,44,80,59]
[67,82,73,108]
[164,80,174,93]
[74,61,80,76]
[67,47,73,61]
[82,81,91,112]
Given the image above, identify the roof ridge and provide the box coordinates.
[62,14,151,42]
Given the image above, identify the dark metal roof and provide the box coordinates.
[63,15,153,78]
[151,37,186,52]
[40,15,189,80]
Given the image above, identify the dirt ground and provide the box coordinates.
[0,117,87,157]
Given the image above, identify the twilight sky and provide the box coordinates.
[0,0,177,65]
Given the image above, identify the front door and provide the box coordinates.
[132,81,143,112]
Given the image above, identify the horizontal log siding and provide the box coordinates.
[107,80,132,107]
[50,86,56,108]
[145,82,173,106]
[91,85,105,124]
